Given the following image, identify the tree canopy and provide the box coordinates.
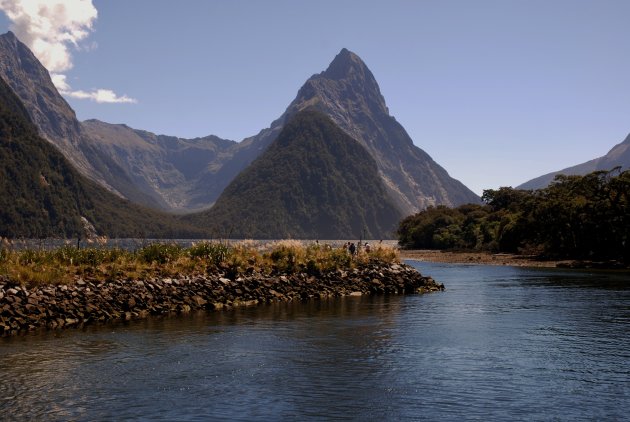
[398,169,629,263]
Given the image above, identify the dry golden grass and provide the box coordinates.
[0,241,400,286]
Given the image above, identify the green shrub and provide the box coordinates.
[268,242,304,273]
[52,245,129,266]
[17,249,48,266]
[188,242,231,266]
[322,248,351,271]
[136,243,183,264]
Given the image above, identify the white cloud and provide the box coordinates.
[50,73,71,92]
[0,0,96,72]
[51,73,136,104]
[65,88,137,104]
[0,0,137,104]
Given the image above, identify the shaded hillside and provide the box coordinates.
[518,133,630,190]
[186,110,403,239]
[0,31,165,209]
[0,77,207,238]
[0,31,254,212]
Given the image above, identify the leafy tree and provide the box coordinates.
[398,169,630,263]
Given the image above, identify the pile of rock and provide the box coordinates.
[0,263,443,336]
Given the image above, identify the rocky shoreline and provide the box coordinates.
[0,262,443,336]
[400,250,563,268]
[399,249,630,269]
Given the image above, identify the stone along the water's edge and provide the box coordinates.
[0,263,443,336]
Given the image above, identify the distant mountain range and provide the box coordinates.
[0,30,481,238]
[518,134,630,190]
[81,119,239,211]
[0,75,208,238]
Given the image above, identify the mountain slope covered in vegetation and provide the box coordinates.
[0,76,207,238]
[186,110,403,239]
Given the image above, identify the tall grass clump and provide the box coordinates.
[188,241,231,267]
[366,243,400,264]
[17,249,50,266]
[52,245,129,267]
[266,240,306,274]
[136,243,184,265]
[0,247,9,264]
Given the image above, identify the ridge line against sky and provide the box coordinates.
[1,0,629,195]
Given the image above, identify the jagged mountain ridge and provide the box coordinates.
[1,31,479,217]
[518,134,630,190]
[229,48,480,215]
[0,30,277,212]
[0,31,85,172]
[51,43,481,214]
[186,109,403,239]
[0,75,208,238]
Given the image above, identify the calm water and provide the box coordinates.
[1,262,628,421]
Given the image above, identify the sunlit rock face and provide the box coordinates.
[280,48,480,214]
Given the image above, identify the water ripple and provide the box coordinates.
[1,263,629,420]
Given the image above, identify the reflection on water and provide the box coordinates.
[1,263,629,420]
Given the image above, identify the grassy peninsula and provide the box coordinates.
[0,241,443,336]
[0,240,399,287]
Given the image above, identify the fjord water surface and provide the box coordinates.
[1,262,628,420]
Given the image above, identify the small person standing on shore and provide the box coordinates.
[349,242,356,256]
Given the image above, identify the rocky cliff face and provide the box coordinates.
[0,75,208,238]
[0,32,89,173]
[518,133,630,190]
[235,48,480,214]
[0,31,165,209]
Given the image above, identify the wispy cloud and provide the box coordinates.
[0,0,137,104]
[67,88,137,104]
[52,73,137,104]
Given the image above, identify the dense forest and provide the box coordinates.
[398,169,630,263]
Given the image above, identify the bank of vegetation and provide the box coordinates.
[0,240,399,286]
[398,169,629,264]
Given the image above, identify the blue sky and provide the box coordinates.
[1,0,629,195]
